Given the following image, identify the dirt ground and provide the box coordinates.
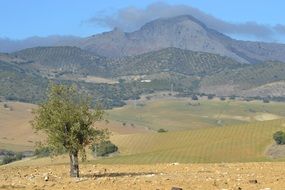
[0,162,284,190]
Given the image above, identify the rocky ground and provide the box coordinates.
[0,162,285,190]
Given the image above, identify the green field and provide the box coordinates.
[107,99,285,131]
[87,99,285,164]
[96,119,285,164]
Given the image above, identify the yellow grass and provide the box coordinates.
[96,120,285,164]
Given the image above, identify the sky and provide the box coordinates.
[1,0,285,42]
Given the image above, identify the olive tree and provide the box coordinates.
[32,84,109,177]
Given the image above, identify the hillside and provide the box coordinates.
[106,47,243,77]
[78,15,285,64]
[1,99,285,189]
[1,46,285,104]
[200,61,285,97]
[13,46,108,77]
[2,15,285,64]
[0,60,47,103]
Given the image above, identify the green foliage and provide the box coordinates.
[157,128,168,133]
[92,140,118,157]
[1,152,23,165]
[201,61,285,96]
[32,83,109,161]
[0,61,48,103]
[207,94,215,100]
[273,131,285,145]
[191,95,199,101]
[34,143,58,157]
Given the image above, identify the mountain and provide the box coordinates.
[1,15,285,64]
[1,15,285,105]
[78,15,247,63]
[78,15,285,63]
[0,36,81,53]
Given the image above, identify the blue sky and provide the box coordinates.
[1,0,285,42]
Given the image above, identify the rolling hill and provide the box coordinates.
[0,60,47,103]
[1,45,285,105]
[200,61,285,97]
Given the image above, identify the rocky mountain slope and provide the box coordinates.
[1,15,285,64]
[74,15,285,63]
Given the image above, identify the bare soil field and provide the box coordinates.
[0,162,284,190]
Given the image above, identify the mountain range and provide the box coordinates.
[2,15,285,64]
[1,15,285,107]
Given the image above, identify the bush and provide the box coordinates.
[1,153,23,165]
[157,128,168,133]
[34,146,53,157]
[191,95,198,101]
[92,141,118,157]
[207,94,215,100]
[1,156,17,165]
[273,131,285,145]
[220,97,226,101]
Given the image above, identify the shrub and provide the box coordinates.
[34,146,53,157]
[273,131,285,145]
[191,95,198,101]
[92,141,118,157]
[207,94,215,100]
[220,97,226,101]
[157,128,168,133]
[1,155,17,165]
[1,153,23,165]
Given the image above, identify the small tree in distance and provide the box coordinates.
[32,84,109,177]
[273,131,285,145]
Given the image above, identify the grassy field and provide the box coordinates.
[96,119,285,164]
[107,99,285,131]
[2,99,285,164]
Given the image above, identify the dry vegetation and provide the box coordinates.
[1,99,285,189]
[1,162,285,190]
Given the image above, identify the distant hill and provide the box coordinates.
[0,60,47,103]
[200,61,285,97]
[2,15,285,104]
[1,45,285,104]
[10,46,243,78]
[13,46,108,77]
[1,15,285,64]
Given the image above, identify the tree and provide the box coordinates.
[32,84,109,177]
[273,131,285,145]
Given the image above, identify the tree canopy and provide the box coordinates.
[32,83,109,177]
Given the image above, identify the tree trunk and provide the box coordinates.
[69,151,79,177]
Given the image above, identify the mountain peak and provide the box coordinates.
[77,15,285,63]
